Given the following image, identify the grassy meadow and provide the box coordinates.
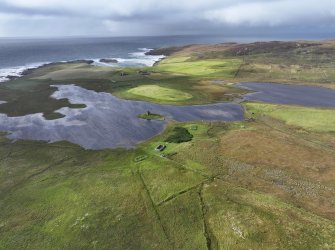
[127,85,193,102]
[1,40,335,249]
[155,57,242,77]
[1,118,335,249]
[247,103,335,132]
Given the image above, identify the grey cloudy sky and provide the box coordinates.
[0,0,335,37]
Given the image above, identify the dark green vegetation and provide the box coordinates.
[165,127,193,143]
[1,40,335,249]
[0,79,86,119]
[138,111,165,121]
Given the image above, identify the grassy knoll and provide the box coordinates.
[247,102,335,132]
[127,85,193,102]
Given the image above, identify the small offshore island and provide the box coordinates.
[138,111,165,121]
[1,40,335,249]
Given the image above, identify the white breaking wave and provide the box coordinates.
[92,48,165,67]
[0,62,49,83]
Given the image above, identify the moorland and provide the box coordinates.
[1,40,335,249]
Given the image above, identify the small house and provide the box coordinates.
[155,144,166,152]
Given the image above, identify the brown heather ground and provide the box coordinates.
[170,120,335,221]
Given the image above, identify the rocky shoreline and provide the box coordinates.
[99,58,118,63]
[2,59,95,82]
[145,45,191,56]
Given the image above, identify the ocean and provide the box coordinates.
[0,35,306,82]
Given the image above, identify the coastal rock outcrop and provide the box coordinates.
[99,59,118,63]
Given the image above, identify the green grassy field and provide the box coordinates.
[247,103,335,132]
[155,57,242,77]
[127,85,193,102]
[1,40,335,249]
[1,119,335,249]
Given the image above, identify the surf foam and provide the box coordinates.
[92,48,165,67]
[0,62,49,83]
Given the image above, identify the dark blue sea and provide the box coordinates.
[0,35,222,81]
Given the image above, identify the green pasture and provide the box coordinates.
[246,102,335,132]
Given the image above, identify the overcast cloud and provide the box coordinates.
[0,0,335,37]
